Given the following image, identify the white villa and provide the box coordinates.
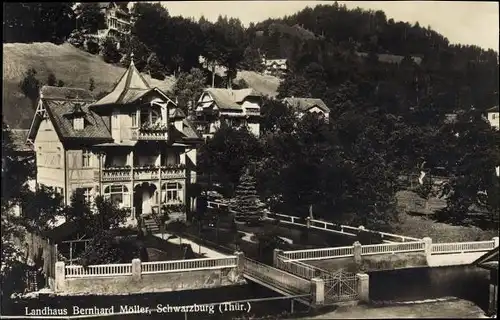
[26,58,203,225]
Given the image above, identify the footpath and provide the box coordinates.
[153,232,229,258]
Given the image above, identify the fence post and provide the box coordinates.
[273,249,284,267]
[311,277,325,306]
[306,217,311,229]
[493,237,499,248]
[356,273,370,303]
[423,237,432,260]
[55,261,65,293]
[132,259,142,281]
[235,252,245,276]
[353,241,362,265]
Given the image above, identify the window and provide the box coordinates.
[82,150,92,168]
[131,112,137,127]
[140,109,160,126]
[161,182,182,203]
[112,114,119,128]
[493,114,497,120]
[76,187,93,204]
[104,185,129,206]
[73,117,84,130]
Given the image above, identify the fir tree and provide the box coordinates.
[231,170,265,222]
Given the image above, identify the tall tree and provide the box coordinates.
[231,170,265,222]
[172,68,207,113]
[19,68,41,109]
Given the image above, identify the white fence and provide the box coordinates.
[431,240,496,254]
[282,246,354,261]
[65,257,237,278]
[360,241,425,256]
[265,212,420,242]
[65,263,132,278]
[142,256,237,274]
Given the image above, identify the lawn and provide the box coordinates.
[392,211,498,243]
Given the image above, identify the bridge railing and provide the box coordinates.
[243,258,311,296]
[142,256,237,274]
[360,241,425,256]
[65,263,132,278]
[282,246,354,261]
[275,255,331,280]
[431,240,496,254]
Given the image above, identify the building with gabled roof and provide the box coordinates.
[194,88,262,138]
[27,57,203,226]
[282,97,330,121]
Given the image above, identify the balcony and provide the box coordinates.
[132,123,169,141]
[98,165,186,182]
[161,164,186,179]
[98,167,132,182]
[133,167,159,180]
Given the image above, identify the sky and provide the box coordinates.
[157,1,499,51]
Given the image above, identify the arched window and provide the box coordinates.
[104,185,130,206]
[161,182,182,203]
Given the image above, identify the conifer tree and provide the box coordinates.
[231,170,264,222]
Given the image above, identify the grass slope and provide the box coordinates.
[3,42,280,129]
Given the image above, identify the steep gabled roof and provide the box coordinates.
[283,97,330,113]
[92,58,151,107]
[202,88,261,111]
[28,86,112,143]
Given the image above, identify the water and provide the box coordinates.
[369,265,490,311]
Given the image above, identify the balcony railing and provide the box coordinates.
[99,165,186,182]
[131,125,169,141]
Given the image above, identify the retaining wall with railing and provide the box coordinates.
[55,255,243,295]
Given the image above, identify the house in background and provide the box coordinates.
[473,247,498,316]
[96,2,132,40]
[486,105,499,130]
[194,88,262,139]
[27,57,202,227]
[262,58,288,77]
[282,97,330,121]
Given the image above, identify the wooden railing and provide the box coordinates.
[101,168,131,182]
[431,240,496,254]
[134,168,159,180]
[132,129,168,140]
[142,256,237,274]
[243,258,311,296]
[360,241,425,256]
[65,263,132,278]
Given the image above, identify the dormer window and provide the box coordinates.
[73,117,84,130]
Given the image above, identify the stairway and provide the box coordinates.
[142,215,160,234]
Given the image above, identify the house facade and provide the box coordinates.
[96,2,132,40]
[194,88,262,139]
[27,58,202,225]
[262,58,288,77]
[282,97,330,121]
